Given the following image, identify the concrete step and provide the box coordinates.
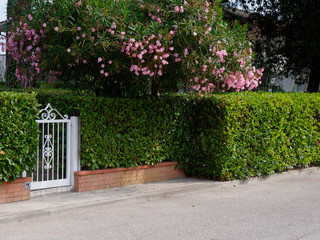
[31,186,73,197]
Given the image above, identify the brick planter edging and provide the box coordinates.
[74,162,185,192]
[0,177,31,204]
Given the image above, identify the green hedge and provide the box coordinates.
[34,91,320,180]
[36,92,181,170]
[179,92,320,180]
[0,92,39,184]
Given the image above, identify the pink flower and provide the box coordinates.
[77,27,81,31]
[77,1,82,6]
[216,50,228,62]
[101,64,105,68]
[67,49,71,52]
[108,60,112,64]
[174,6,179,12]
[82,33,86,38]
[28,15,32,21]
[100,70,104,74]
[83,60,87,63]
[184,48,188,56]
[111,22,116,29]
[43,23,47,28]
[92,28,95,32]
[180,6,184,12]
[54,27,59,31]
[162,53,169,58]
[202,65,207,72]
[105,72,109,77]
[98,57,102,63]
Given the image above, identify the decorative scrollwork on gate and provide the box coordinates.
[43,135,53,169]
[39,103,68,120]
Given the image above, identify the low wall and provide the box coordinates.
[74,162,185,192]
[0,177,31,204]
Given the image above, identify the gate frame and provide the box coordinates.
[31,104,80,190]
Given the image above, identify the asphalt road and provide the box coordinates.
[1,172,320,240]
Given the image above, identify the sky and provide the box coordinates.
[0,0,6,22]
[0,0,6,54]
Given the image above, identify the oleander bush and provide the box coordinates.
[0,92,39,184]
[7,0,262,96]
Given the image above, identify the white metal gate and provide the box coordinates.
[31,104,71,190]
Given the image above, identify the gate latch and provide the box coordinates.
[25,182,31,189]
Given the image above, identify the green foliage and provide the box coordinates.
[179,92,320,180]
[8,0,261,96]
[77,97,181,170]
[223,0,320,92]
[0,92,39,184]
[1,88,318,181]
[35,90,320,180]
[35,91,181,170]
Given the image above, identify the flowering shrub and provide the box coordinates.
[7,17,46,87]
[6,0,263,96]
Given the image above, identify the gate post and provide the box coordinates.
[70,117,80,187]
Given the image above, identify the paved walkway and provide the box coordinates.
[1,167,319,224]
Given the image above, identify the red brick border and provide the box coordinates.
[74,162,185,192]
[0,177,31,204]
